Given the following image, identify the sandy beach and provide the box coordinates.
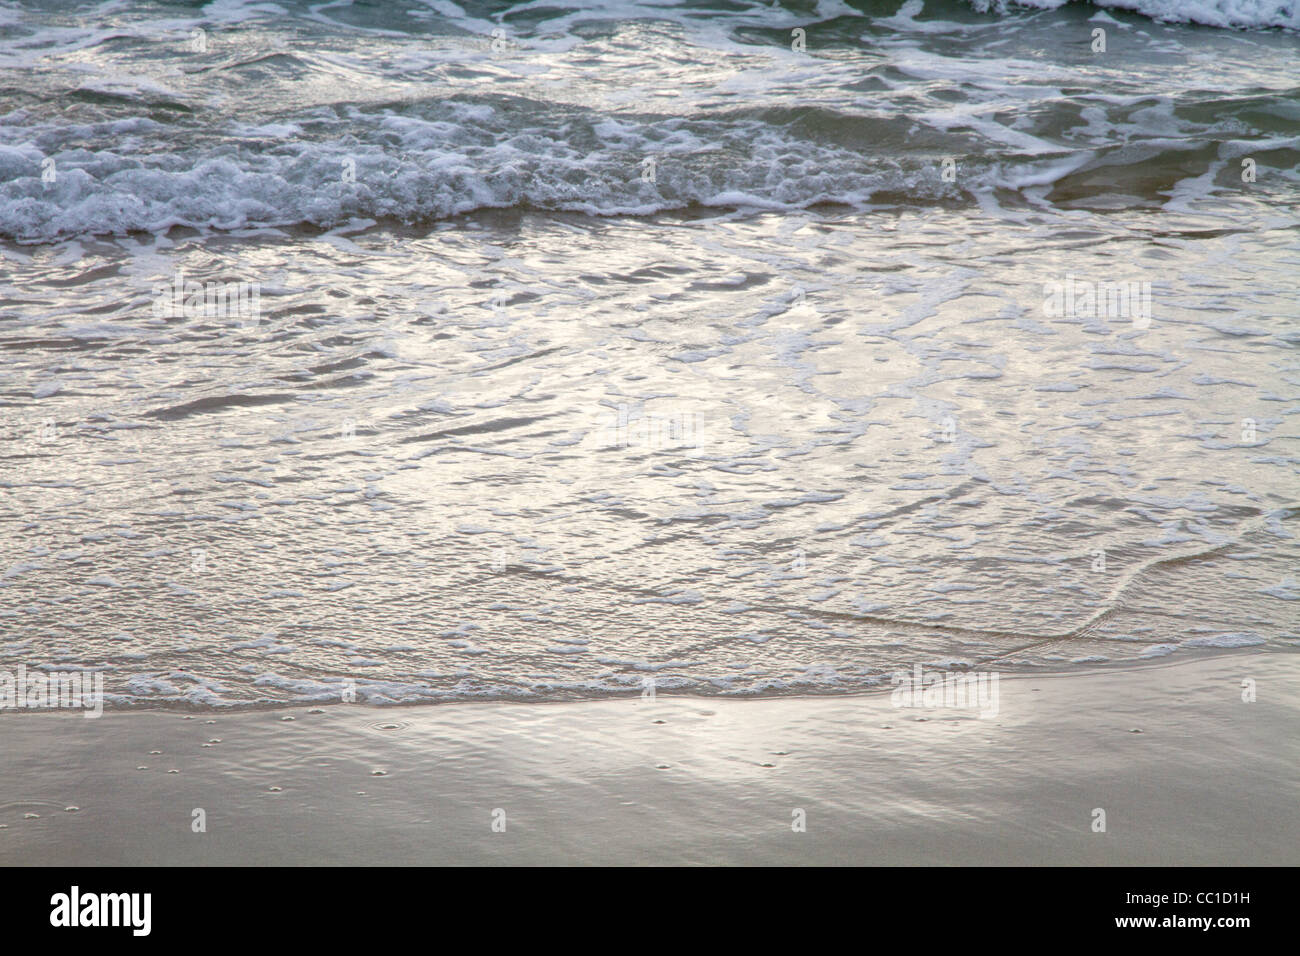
[2,650,1295,866]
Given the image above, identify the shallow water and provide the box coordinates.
[1,0,1298,707]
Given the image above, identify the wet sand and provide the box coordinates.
[2,651,1297,865]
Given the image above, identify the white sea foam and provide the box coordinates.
[0,116,979,241]
[965,0,1300,29]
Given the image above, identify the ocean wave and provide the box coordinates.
[166,0,1300,35]
[185,0,1300,34]
[0,108,984,241]
[963,0,1300,31]
[0,0,1296,242]
[2,117,1291,242]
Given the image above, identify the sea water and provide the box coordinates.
[0,0,1297,707]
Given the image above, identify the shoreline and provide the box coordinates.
[2,643,1284,716]
[3,651,1297,866]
